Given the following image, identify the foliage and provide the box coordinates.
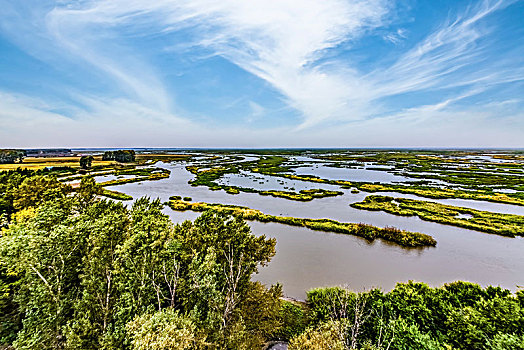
[79,155,94,169]
[12,175,71,211]
[288,321,345,350]
[489,333,524,350]
[276,300,309,340]
[0,168,35,225]
[102,150,136,163]
[351,195,524,237]
[0,150,26,164]
[304,282,524,350]
[127,308,206,350]
[0,176,280,348]
[168,199,436,247]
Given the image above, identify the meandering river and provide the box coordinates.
[106,161,524,299]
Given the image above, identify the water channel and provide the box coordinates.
[107,161,524,299]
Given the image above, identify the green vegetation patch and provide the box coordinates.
[100,188,133,201]
[187,163,344,201]
[168,199,436,247]
[274,172,524,206]
[301,281,524,350]
[259,189,343,201]
[357,183,524,206]
[254,156,292,174]
[352,195,524,237]
[99,168,171,187]
[102,149,136,163]
[186,164,239,189]
[0,149,26,164]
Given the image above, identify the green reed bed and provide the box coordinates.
[351,195,524,237]
[99,168,171,187]
[270,173,524,206]
[100,188,133,201]
[168,199,436,248]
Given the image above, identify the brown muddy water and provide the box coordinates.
[107,162,524,299]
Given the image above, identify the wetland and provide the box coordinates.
[4,149,522,299]
[84,149,524,298]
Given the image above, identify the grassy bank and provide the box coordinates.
[351,195,524,237]
[186,164,344,201]
[272,173,524,206]
[100,188,133,201]
[167,199,436,247]
[99,168,171,186]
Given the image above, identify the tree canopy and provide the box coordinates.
[80,155,94,169]
[0,169,523,349]
[102,150,136,163]
[0,150,26,164]
[0,175,279,349]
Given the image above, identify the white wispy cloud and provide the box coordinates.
[383,28,407,45]
[45,8,172,111]
[0,90,193,147]
[41,0,392,127]
[370,0,519,98]
[246,101,265,123]
[1,88,522,148]
[53,0,517,128]
[0,0,522,146]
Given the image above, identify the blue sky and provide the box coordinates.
[0,0,523,148]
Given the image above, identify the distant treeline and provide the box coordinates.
[102,150,136,163]
[26,149,72,157]
[0,149,26,164]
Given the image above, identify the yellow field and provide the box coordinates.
[0,153,190,171]
[0,157,114,171]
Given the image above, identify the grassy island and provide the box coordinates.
[186,164,344,201]
[100,188,133,201]
[168,198,436,247]
[270,173,524,206]
[99,167,171,187]
[351,195,524,237]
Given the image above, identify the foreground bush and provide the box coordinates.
[303,282,524,350]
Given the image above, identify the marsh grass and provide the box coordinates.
[168,199,436,247]
[271,173,524,206]
[99,168,171,187]
[100,188,133,201]
[351,195,524,237]
[187,163,344,201]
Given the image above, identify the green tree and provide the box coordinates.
[385,318,441,350]
[102,150,136,163]
[12,175,70,210]
[166,211,278,347]
[288,321,345,350]
[490,333,524,350]
[0,168,35,225]
[75,176,102,211]
[127,308,206,350]
[0,150,26,164]
[79,155,94,169]
[64,200,130,349]
[1,202,84,349]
